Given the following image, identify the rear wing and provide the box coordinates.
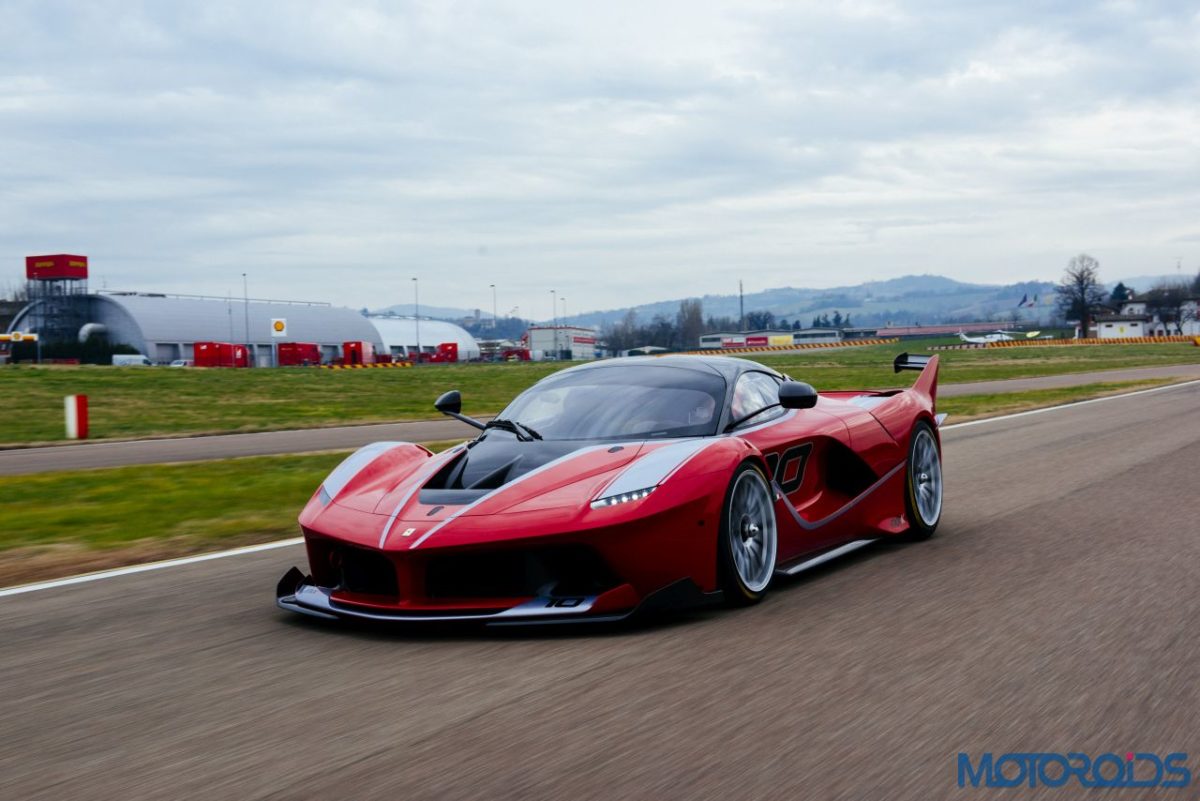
[897,352,939,408]
[893,352,931,373]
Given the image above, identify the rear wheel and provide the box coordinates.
[903,421,943,540]
[718,463,778,604]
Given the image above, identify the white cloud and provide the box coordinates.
[1,0,1197,316]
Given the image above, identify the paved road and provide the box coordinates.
[2,382,1197,799]
[0,416,489,475]
[3,362,1199,476]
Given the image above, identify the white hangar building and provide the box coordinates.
[366,315,482,361]
[8,291,383,366]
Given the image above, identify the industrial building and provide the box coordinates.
[524,325,600,360]
[8,290,384,365]
[5,254,492,365]
[699,329,843,349]
[5,254,384,365]
[367,315,481,361]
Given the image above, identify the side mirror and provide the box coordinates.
[778,381,818,410]
[434,389,486,431]
[434,390,463,415]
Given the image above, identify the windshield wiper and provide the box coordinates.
[723,403,781,433]
[483,418,543,441]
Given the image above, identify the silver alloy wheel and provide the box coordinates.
[911,428,943,527]
[727,468,778,593]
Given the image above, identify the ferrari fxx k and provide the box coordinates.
[277,353,943,625]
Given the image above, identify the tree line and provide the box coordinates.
[602,299,854,352]
[1056,253,1200,337]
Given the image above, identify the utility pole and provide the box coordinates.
[490,283,497,329]
[242,272,251,367]
[739,280,745,332]
[412,277,420,362]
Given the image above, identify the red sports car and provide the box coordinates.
[277,353,943,625]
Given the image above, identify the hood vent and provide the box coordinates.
[418,439,584,505]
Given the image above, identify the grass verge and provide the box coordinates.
[0,378,1187,588]
[2,339,1197,444]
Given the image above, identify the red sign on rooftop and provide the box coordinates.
[26,254,88,280]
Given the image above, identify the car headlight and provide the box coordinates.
[318,441,403,505]
[590,486,656,509]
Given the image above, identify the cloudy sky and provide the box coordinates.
[2,1,1197,318]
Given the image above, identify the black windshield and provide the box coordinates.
[498,365,726,441]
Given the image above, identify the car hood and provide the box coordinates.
[321,438,645,519]
[309,435,730,542]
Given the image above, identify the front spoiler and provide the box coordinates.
[275,567,720,628]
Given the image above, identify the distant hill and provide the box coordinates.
[372,302,480,320]
[561,275,1059,329]
[373,271,1195,332]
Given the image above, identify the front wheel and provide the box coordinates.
[718,463,779,605]
[902,421,943,540]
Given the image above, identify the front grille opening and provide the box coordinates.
[328,545,398,598]
[425,546,619,599]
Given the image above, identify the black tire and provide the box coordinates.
[902,420,943,541]
[718,462,779,605]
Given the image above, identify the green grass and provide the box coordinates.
[0,376,1187,585]
[936,378,1178,421]
[0,451,350,553]
[1,339,1196,444]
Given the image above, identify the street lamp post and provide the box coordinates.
[561,297,568,359]
[242,272,251,367]
[490,283,497,329]
[412,277,420,363]
[550,289,557,359]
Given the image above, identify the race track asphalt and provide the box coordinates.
[3,362,1199,476]
[1,382,1197,800]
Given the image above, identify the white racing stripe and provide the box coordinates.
[3,377,1197,598]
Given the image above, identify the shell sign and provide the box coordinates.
[270,319,287,338]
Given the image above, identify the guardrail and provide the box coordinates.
[320,362,414,370]
[933,336,1194,351]
[670,338,900,357]
[990,336,1194,348]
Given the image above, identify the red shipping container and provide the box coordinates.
[343,341,375,366]
[277,342,320,366]
[431,342,459,363]
[195,341,249,368]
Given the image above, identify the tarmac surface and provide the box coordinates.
[2,362,1199,476]
[1,381,1197,799]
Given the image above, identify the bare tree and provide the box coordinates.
[676,299,704,349]
[1142,281,1191,334]
[744,310,776,330]
[1055,254,1107,338]
[601,309,640,353]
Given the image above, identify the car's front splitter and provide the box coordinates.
[275,567,720,627]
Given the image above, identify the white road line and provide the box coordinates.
[2,377,1198,599]
[0,538,304,598]
[941,378,1200,430]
